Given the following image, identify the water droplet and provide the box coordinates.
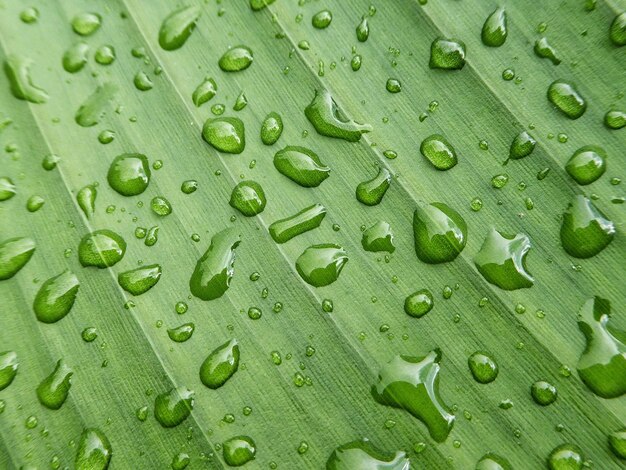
[218,46,253,72]
[81,327,97,342]
[304,89,371,142]
[534,37,561,65]
[481,8,508,47]
[118,264,162,296]
[413,202,467,264]
[576,297,626,398]
[322,299,334,313]
[298,40,310,50]
[223,435,256,466]
[77,184,97,218]
[420,134,458,170]
[94,45,116,65]
[547,444,583,470]
[476,453,512,470]
[274,146,330,187]
[37,360,73,410]
[604,110,626,129]
[608,429,626,459]
[0,237,35,280]
[404,289,434,318]
[171,452,190,470]
[250,0,276,11]
[565,146,606,185]
[134,71,154,91]
[181,180,198,194]
[260,112,283,145]
[269,204,326,244]
[75,428,111,470]
[229,181,266,216]
[233,92,247,111]
[71,12,101,36]
[0,177,16,202]
[98,129,115,144]
[531,380,557,406]
[474,229,534,290]
[167,323,195,343]
[560,195,614,258]
[20,7,39,24]
[191,76,217,107]
[610,12,626,46]
[296,244,348,287]
[508,131,536,161]
[372,350,455,442]
[62,42,89,73]
[547,80,587,119]
[429,38,466,70]
[202,117,245,154]
[33,270,80,323]
[326,438,409,469]
[312,10,332,29]
[154,387,195,428]
[356,16,370,42]
[75,83,117,127]
[356,167,391,206]
[0,351,18,391]
[145,226,159,247]
[158,6,201,51]
[385,78,401,93]
[351,54,362,71]
[3,55,49,103]
[491,173,509,188]
[200,339,239,389]
[150,196,172,216]
[468,351,499,383]
[190,228,240,300]
[362,221,395,253]
[107,153,151,196]
[78,229,126,268]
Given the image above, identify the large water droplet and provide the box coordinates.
[218,46,253,72]
[468,351,499,384]
[158,6,201,51]
[547,444,583,470]
[560,195,614,258]
[118,264,162,296]
[326,438,410,469]
[304,89,371,142]
[420,135,458,170]
[534,37,561,65]
[547,80,587,119]
[229,181,266,216]
[33,270,80,323]
[274,146,330,187]
[0,237,35,280]
[4,56,48,103]
[75,428,111,470]
[269,204,327,244]
[75,83,117,127]
[62,42,89,73]
[107,153,151,196]
[565,146,606,185]
[0,351,18,391]
[200,339,239,389]
[481,8,507,47]
[508,131,536,161]
[36,359,73,410]
[202,117,245,154]
[260,112,283,145]
[154,387,194,428]
[356,167,391,205]
[429,38,466,70]
[295,244,348,287]
[78,230,126,268]
[77,184,97,218]
[222,435,256,466]
[372,350,455,442]
[413,202,467,264]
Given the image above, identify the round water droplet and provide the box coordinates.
[420,135,458,170]
[62,42,89,73]
[81,327,97,342]
[312,10,332,29]
[604,110,626,129]
[547,80,587,119]
[356,16,370,42]
[429,38,466,70]
[78,230,126,268]
[107,153,151,196]
[565,146,606,185]
[531,380,557,406]
[20,7,39,24]
[167,323,195,343]
[171,452,190,470]
[181,180,198,194]
[404,289,434,318]
[476,453,512,470]
[151,196,172,216]
[26,195,44,212]
[71,12,101,36]
[547,444,583,470]
[386,78,401,93]
[229,181,266,216]
[218,46,253,72]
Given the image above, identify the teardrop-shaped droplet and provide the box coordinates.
[274,146,330,187]
[474,228,534,290]
[547,444,583,470]
[71,13,101,36]
[0,177,16,201]
[269,204,327,244]
[260,112,283,145]
[0,351,18,391]
[218,46,253,72]
[154,387,194,428]
[222,435,256,467]
[420,135,458,170]
[565,146,606,185]
[4,56,48,103]
[534,37,561,65]
[107,153,150,196]
[356,16,370,42]
[429,38,466,70]
[326,438,410,470]
[560,195,614,258]
[233,92,247,111]
[312,10,333,29]
[192,76,217,107]
[158,6,201,51]
[118,264,162,296]
[199,339,240,389]
[608,429,626,459]
[36,359,73,410]
[372,350,455,442]
[78,230,126,268]
[404,289,434,318]
[33,270,80,323]
[134,72,153,91]
[468,352,499,384]
[190,229,241,300]
[413,202,467,264]
[229,181,266,216]
[508,131,536,161]
[547,80,587,119]
[250,0,276,11]
[0,237,35,280]
[304,89,371,142]
[362,221,395,253]
[75,83,117,127]
[609,12,626,46]
[481,8,507,47]
[576,297,626,398]
[604,110,626,130]
[356,168,391,205]
[62,42,89,73]
[94,45,116,65]
[295,244,348,287]
[202,117,245,154]
[75,428,112,470]
[167,323,195,343]
[77,184,97,218]
[476,453,512,470]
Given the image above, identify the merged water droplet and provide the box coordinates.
[468,352,499,384]
[274,146,330,187]
[356,16,370,42]
[295,244,348,287]
[269,204,327,244]
[158,6,201,51]
[4,56,49,103]
[530,380,558,406]
[609,12,626,46]
[200,339,240,389]
[508,131,536,161]
[547,80,587,119]
[404,289,434,318]
[75,83,117,127]
[304,89,371,142]
[218,46,254,72]
[429,38,466,70]
[260,112,283,145]
[312,10,332,29]
[0,351,18,391]
[75,428,112,470]
[547,444,583,470]
[576,297,625,398]
[413,202,467,264]
[202,117,246,154]
[420,135,458,170]
[356,167,391,206]
[361,221,395,253]
[372,350,455,442]
[107,153,151,196]
[78,230,126,268]
[229,181,266,216]
[534,37,561,65]
[33,270,80,323]
[608,429,626,459]
[167,323,195,343]
[476,453,512,470]
[36,360,73,410]
[222,435,256,467]
[154,387,195,428]
[62,42,89,73]
[565,146,606,185]
[0,237,35,280]
[481,8,508,47]
[190,228,241,300]
[326,439,410,469]
[118,264,162,296]
[560,195,614,258]
[71,12,101,36]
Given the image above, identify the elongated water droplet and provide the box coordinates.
[413,202,467,264]
[0,351,18,391]
[260,112,283,145]
[531,380,557,406]
[534,37,561,65]
[250,0,276,11]
[200,339,239,389]
[576,297,626,398]
[75,428,111,470]
[608,429,626,459]
[4,56,48,103]
[604,110,626,129]
[154,387,194,428]
[0,177,16,201]
[218,46,253,72]
[167,323,195,343]
[33,270,80,323]
[202,117,245,154]
[547,444,583,470]
[476,453,512,470]
[565,146,606,185]
[356,16,370,42]
[274,146,330,187]
[71,13,101,36]
[429,38,466,70]
[118,264,162,296]
[37,360,73,410]
[468,352,499,384]
[547,80,586,119]
[158,6,201,51]
[229,181,266,216]
[372,350,455,442]
[269,204,326,244]
[94,45,115,65]
[362,221,395,253]
[304,89,371,142]
[420,135,458,170]
[474,228,534,290]
[296,244,348,287]
[75,83,117,127]
[192,76,217,107]
[481,8,507,47]
[190,229,241,300]
[326,438,409,469]
[77,184,97,218]
[78,230,126,268]
[107,153,151,196]
[351,54,362,71]
[312,10,332,29]
[20,7,39,24]
[0,237,35,280]
[356,168,391,206]
[404,289,434,318]
[560,195,614,258]
[610,12,626,46]
[508,131,536,161]
[62,42,89,73]
[223,435,256,466]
